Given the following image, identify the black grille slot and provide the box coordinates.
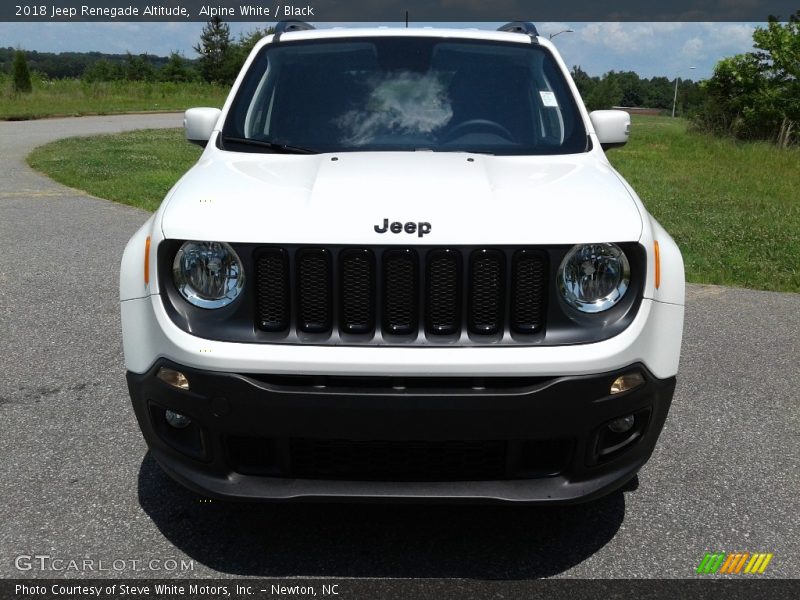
[510,250,547,334]
[296,249,332,333]
[426,249,461,335]
[468,250,505,335]
[288,438,508,481]
[340,249,375,334]
[255,249,289,332]
[382,249,418,336]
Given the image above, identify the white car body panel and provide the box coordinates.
[158,151,643,246]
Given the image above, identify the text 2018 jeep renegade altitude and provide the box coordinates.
[120,21,685,503]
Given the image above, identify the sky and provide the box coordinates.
[0,21,761,79]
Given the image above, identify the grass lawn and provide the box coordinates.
[26,116,800,292]
[28,129,201,212]
[608,116,799,293]
[1,78,227,120]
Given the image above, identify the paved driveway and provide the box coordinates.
[0,115,797,579]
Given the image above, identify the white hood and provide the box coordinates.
[160,150,643,245]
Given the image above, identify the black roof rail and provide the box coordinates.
[497,22,540,38]
[274,20,315,39]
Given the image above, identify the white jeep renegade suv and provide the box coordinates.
[120,21,685,503]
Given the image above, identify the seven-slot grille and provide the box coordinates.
[255,247,547,343]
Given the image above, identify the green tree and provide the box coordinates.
[194,21,275,85]
[694,12,800,145]
[194,16,235,84]
[12,49,32,93]
[675,79,703,116]
[643,76,674,110]
[160,52,196,83]
[124,52,156,81]
[229,26,275,68]
[83,59,125,82]
[585,72,622,111]
[609,71,645,107]
[570,65,597,102]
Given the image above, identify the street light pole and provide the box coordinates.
[549,29,574,39]
[672,66,697,118]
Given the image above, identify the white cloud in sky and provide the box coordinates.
[681,37,705,60]
[703,21,756,47]
[551,22,758,78]
[580,22,684,53]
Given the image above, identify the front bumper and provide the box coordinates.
[128,360,675,503]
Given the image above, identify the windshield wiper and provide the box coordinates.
[220,136,318,155]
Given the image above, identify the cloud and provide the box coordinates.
[681,37,705,60]
[702,22,756,49]
[580,22,684,54]
[336,71,453,145]
[558,22,758,78]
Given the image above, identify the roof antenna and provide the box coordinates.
[405,11,409,28]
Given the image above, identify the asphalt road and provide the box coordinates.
[0,115,798,581]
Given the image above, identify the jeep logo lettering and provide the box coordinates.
[374,219,431,237]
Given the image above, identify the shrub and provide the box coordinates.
[12,49,32,93]
[692,13,800,146]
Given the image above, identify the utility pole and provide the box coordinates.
[672,66,697,117]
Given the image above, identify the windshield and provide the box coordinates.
[222,36,588,155]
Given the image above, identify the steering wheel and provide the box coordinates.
[441,119,515,143]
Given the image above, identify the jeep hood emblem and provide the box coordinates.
[374,218,431,237]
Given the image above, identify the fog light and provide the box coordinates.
[157,367,189,391]
[610,371,644,395]
[165,410,192,429]
[608,414,635,433]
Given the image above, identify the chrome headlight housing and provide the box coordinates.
[173,241,245,309]
[558,243,630,313]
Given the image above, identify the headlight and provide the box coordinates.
[173,241,245,309]
[558,243,630,313]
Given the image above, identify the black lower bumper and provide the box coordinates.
[127,361,675,504]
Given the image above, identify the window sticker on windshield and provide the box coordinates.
[540,91,558,107]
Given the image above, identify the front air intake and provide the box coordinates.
[254,246,549,343]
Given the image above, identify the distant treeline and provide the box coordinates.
[0,47,198,83]
[0,47,171,78]
[571,67,702,114]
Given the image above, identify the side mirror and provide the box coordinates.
[184,107,222,147]
[589,110,631,150]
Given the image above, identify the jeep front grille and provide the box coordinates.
[254,246,547,344]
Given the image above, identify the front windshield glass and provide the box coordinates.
[222,36,588,155]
